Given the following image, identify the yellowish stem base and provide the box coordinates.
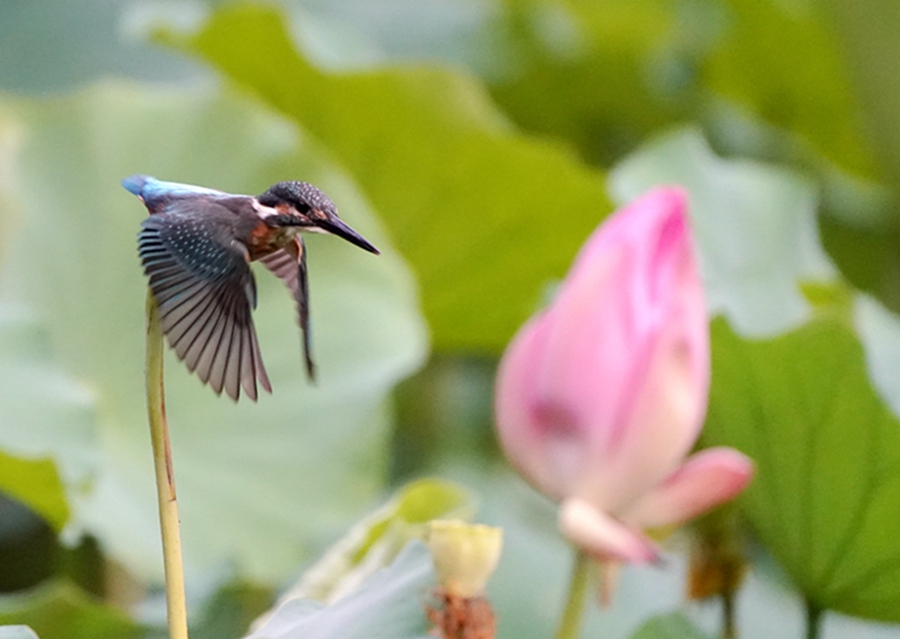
[146,291,189,639]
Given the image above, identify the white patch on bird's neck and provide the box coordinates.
[253,201,280,218]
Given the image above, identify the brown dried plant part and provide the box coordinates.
[426,589,496,639]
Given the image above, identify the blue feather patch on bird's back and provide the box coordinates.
[122,175,226,202]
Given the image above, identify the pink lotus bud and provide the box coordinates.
[495,188,752,563]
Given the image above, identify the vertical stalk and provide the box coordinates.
[805,599,823,639]
[721,589,736,639]
[553,549,592,639]
[146,291,189,639]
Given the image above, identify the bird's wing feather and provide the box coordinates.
[258,245,299,292]
[258,237,315,380]
[139,200,271,400]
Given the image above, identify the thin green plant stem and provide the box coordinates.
[721,589,736,639]
[805,599,823,639]
[553,548,592,639]
[147,291,189,639]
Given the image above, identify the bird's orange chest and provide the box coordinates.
[246,221,297,261]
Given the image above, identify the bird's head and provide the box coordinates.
[257,181,380,254]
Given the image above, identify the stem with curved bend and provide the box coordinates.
[146,290,189,639]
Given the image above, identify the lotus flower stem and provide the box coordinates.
[553,548,591,639]
[805,599,822,639]
[722,589,736,639]
[146,290,189,639]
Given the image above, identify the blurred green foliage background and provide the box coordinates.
[2,1,900,638]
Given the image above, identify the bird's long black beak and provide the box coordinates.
[317,213,380,255]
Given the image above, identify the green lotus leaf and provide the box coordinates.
[705,316,900,621]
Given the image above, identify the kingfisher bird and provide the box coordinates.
[123,175,379,401]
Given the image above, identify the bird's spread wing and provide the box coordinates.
[139,201,271,401]
[258,237,315,380]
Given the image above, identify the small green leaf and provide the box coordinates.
[0,450,68,532]
[705,316,900,621]
[170,4,615,352]
[628,612,712,639]
[0,581,141,639]
[248,541,434,639]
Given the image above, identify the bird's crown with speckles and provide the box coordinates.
[257,181,335,213]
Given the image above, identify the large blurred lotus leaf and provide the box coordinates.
[0,0,203,93]
[0,304,93,530]
[0,83,427,582]
[489,1,874,178]
[488,0,687,165]
[0,581,141,639]
[609,127,835,337]
[702,0,874,178]
[247,541,433,639]
[822,0,900,187]
[704,316,900,621]
[166,4,614,352]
